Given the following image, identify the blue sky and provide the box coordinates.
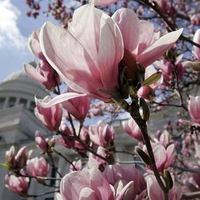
[0,0,56,82]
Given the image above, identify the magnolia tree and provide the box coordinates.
[3,0,200,199]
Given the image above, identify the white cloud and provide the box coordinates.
[0,0,26,49]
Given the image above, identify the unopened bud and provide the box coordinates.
[135,147,152,165]
[139,98,150,121]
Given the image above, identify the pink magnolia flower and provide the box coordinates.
[59,168,114,200]
[146,174,182,200]
[188,95,200,124]
[5,175,29,196]
[5,146,16,170]
[122,118,143,141]
[26,157,49,178]
[74,127,90,155]
[88,146,108,169]
[39,3,124,102]
[103,164,146,198]
[62,88,91,121]
[153,143,175,172]
[35,96,63,131]
[154,54,185,87]
[158,130,172,148]
[15,146,32,169]
[35,131,49,152]
[190,166,200,188]
[70,159,82,172]
[193,29,200,60]
[137,86,154,101]
[191,14,200,26]
[112,8,183,67]
[149,0,175,15]
[24,30,60,91]
[55,123,75,149]
[89,121,115,147]
[143,142,175,172]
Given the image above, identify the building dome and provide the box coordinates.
[0,70,48,98]
[0,70,49,111]
[3,70,33,83]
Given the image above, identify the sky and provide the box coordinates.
[0,0,55,82]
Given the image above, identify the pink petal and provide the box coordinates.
[40,21,101,96]
[137,21,154,55]
[28,30,43,58]
[79,187,99,200]
[35,93,87,108]
[116,181,134,200]
[90,168,114,200]
[60,171,91,199]
[97,12,124,90]
[112,8,140,54]
[24,63,46,83]
[71,4,123,90]
[165,143,175,168]
[137,28,183,67]
[193,29,200,60]
[146,175,164,199]
[153,144,167,172]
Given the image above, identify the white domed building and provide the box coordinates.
[0,70,51,200]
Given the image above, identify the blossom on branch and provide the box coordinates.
[39,3,124,102]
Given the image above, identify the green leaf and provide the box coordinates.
[135,148,152,165]
[1,163,9,170]
[142,72,162,86]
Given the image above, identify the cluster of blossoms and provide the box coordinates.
[4,0,200,199]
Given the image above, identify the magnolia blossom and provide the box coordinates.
[39,3,124,102]
[103,164,146,198]
[59,168,135,200]
[26,157,49,178]
[5,146,32,170]
[15,146,32,169]
[143,142,175,172]
[112,8,183,68]
[35,131,49,152]
[154,54,185,87]
[35,96,63,131]
[188,95,200,124]
[157,130,172,148]
[193,29,200,60]
[149,0,175,15]
[24,30,60,90]
[191,14,200,26]
[122,118,143,141]
[146,174,182,200]
[5,146,16,170]
[32,2,182,106]
[190,166,200,188]
[88,146,108,168]
[74,127,89,155]
[62,88,91,121]
[56,123,75,149]
[59,168,114,200]
[89,121,115,147]
[5,175,29,196]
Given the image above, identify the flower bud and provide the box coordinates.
[135,147,152,166]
